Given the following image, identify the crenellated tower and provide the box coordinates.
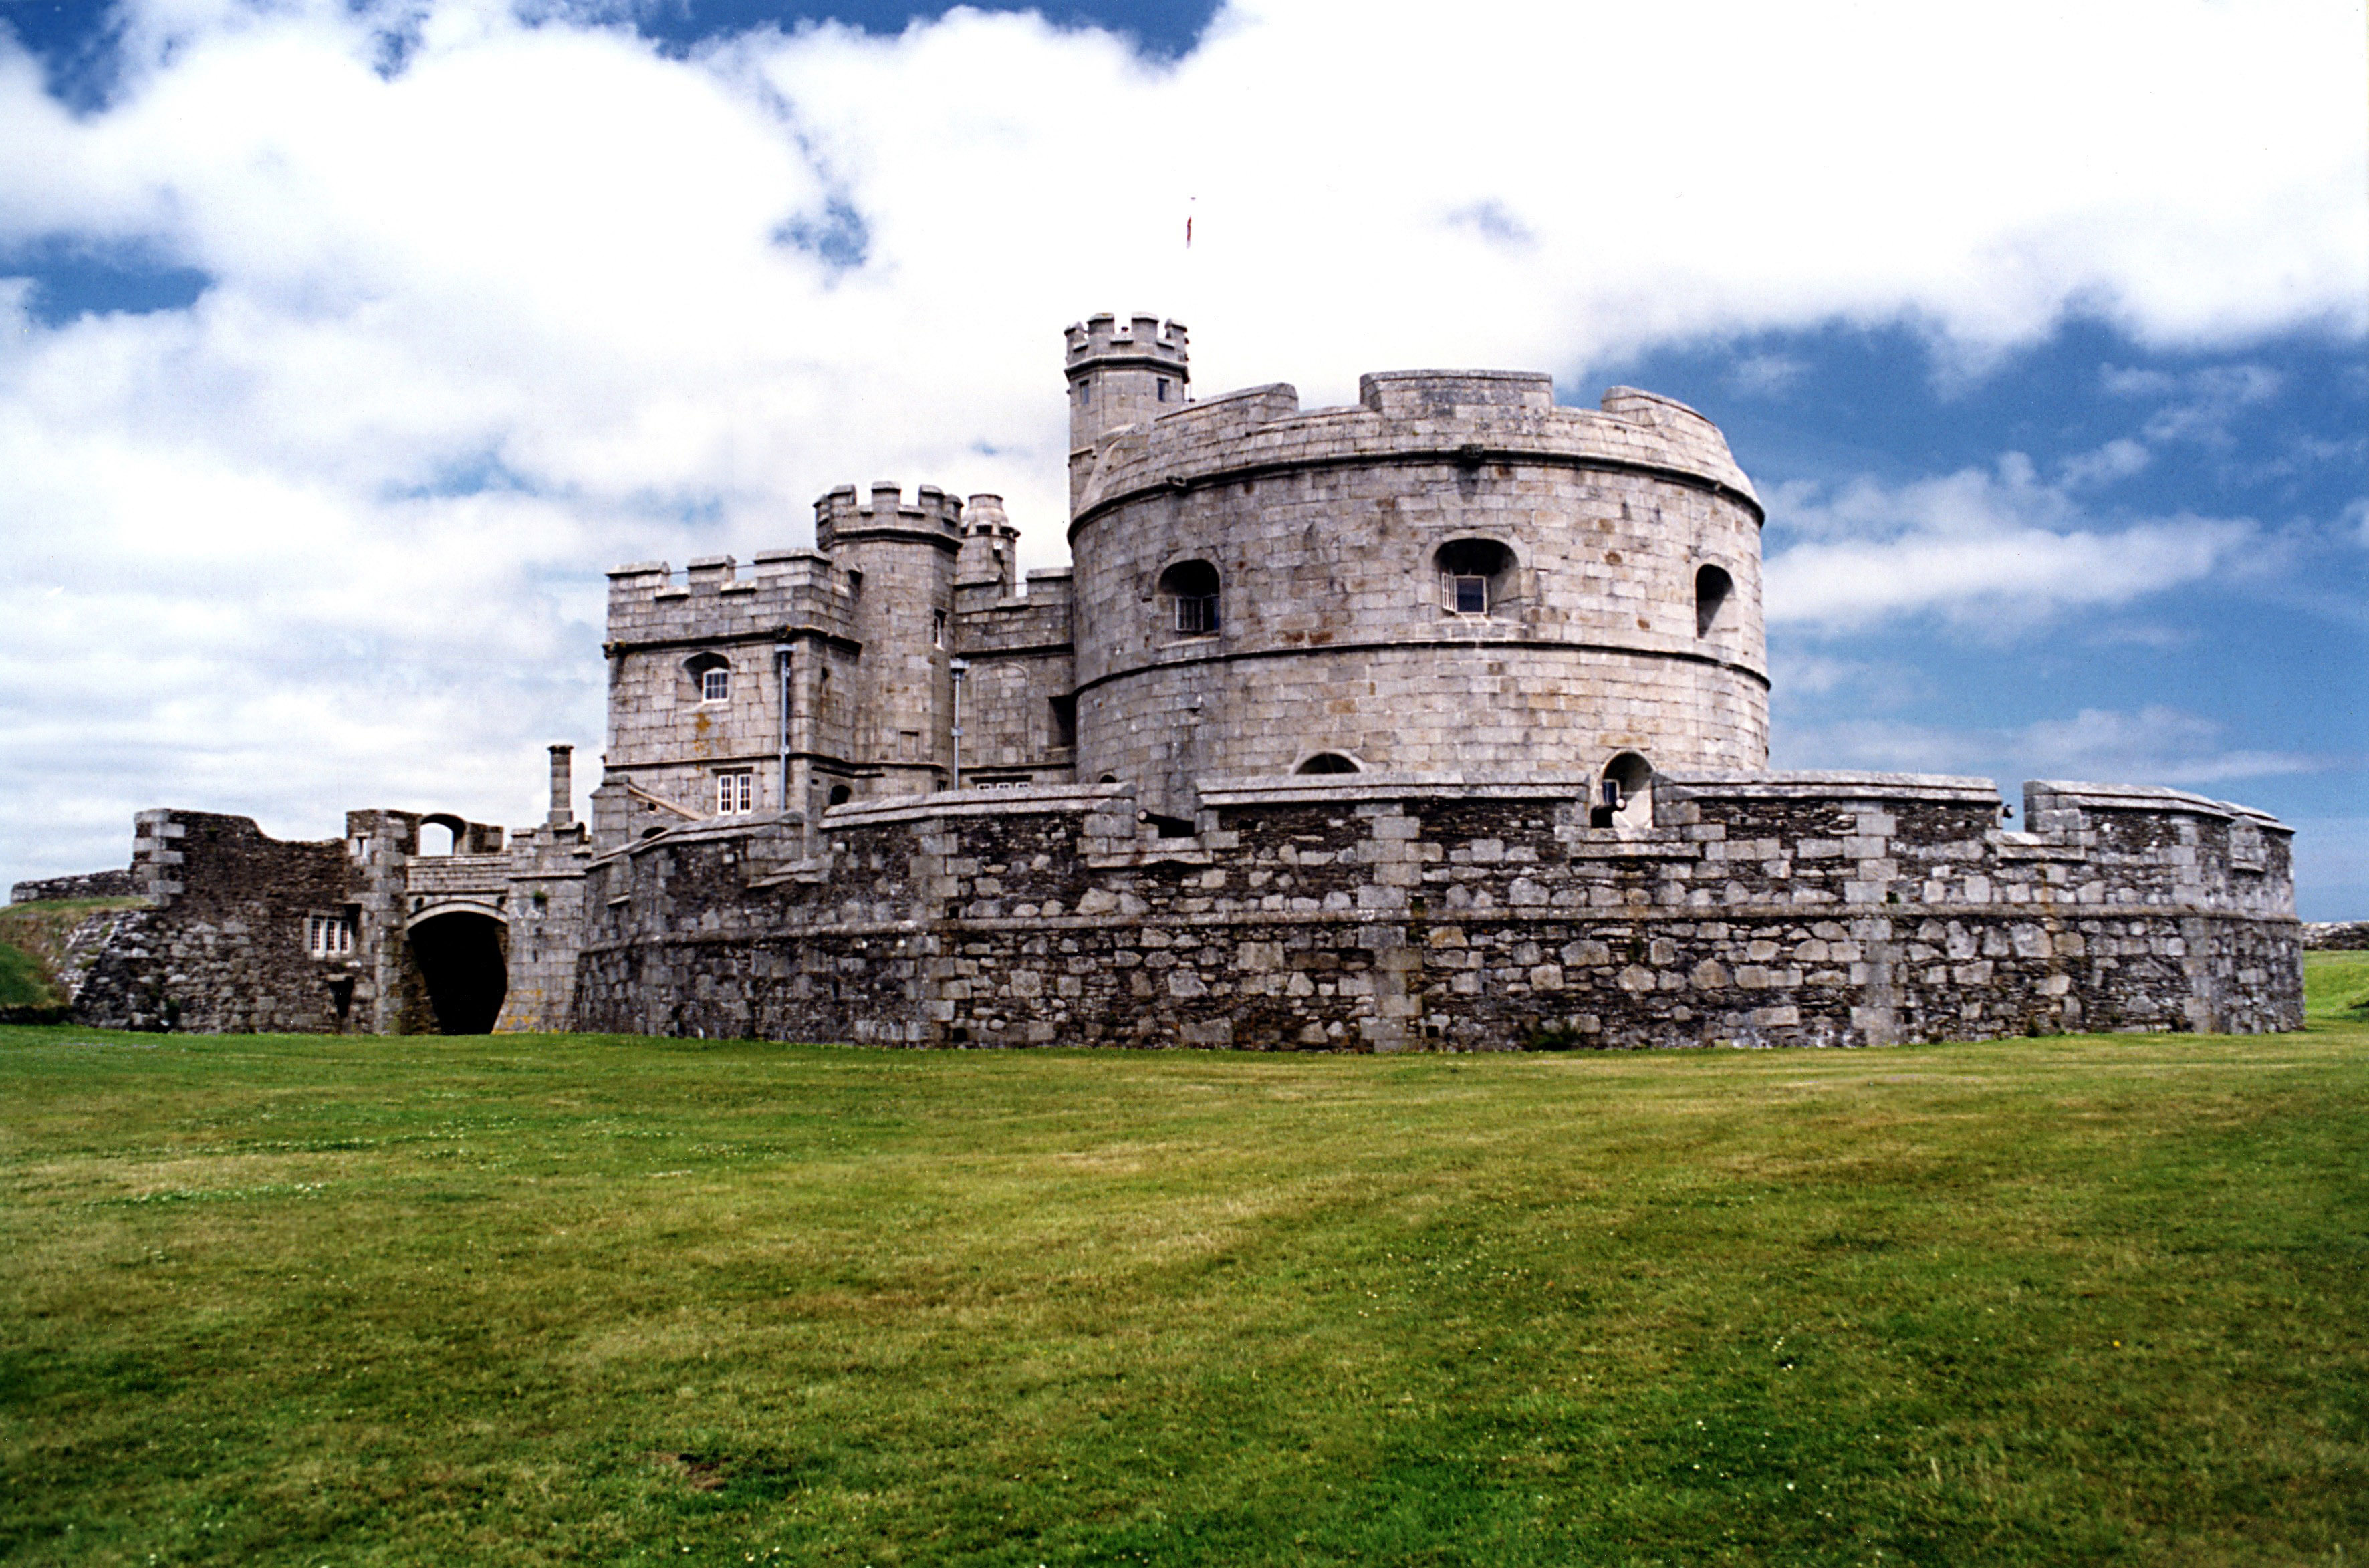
[814,482,965,795]
[1065,313,1189,516]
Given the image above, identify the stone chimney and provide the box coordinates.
[547,744,574,827]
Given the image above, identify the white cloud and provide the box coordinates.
[2101,362,2284,444]
[1763,456,2255,629]
[1777,705,2329,791]
[0,0,2364,884]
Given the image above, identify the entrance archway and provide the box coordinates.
[408,911,507,1034]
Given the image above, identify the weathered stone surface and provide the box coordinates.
[51,315,2310,1047]
[568,773,2299,1051]
[7,868,138,904]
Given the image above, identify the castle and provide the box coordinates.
[17,315,2305,1047]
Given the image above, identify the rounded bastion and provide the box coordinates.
[1065,367,1770,813]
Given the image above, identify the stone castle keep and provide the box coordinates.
[18,314,2304,1047]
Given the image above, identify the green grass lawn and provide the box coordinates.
[3,962,2365,1566]
[0,900,146,1013]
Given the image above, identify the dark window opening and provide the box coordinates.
[1435,538,1514,615]
[1590,752,1654,829]
[932,608,947,648]
[1049,694,1077,749]
[826,785,852,807]
[1695,564,1734,636]
[1157,378,1170,402]
[1296,752,1360,775]
[1144,812,1197,839]
[1159,559,1221,636]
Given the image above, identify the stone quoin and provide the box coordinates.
[23,314,2303,1047]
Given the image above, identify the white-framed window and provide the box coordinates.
[716,771,755,814]
[307,914,354,958]
[685,651,731,703]
[1437,538,1513,616]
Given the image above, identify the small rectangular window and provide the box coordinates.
[1049,694,1077,749]
[1452,575,1488,615]
[1157,378,1170,402]
[716,772,755,814]
[1174,594,1219,634]
[307,914,353,958]
[702,668,730,702]
[932,609,947,648]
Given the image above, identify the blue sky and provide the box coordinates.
[1,0,2364,915]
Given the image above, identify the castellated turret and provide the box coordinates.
[1066,312,1189,514]
[955,492,1019,599]
[813,483,964,797]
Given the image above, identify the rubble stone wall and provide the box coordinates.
[569,773,2301,1050]
[7,868,139,904]
[72,811,360,1033]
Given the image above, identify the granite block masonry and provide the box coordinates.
[29,313,2305,1044]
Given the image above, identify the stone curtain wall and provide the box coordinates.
[73,811,358,1033]
[570,774,2301,1049]
[7,868,139,904]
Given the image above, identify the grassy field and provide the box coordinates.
[0,900,146,1013]
[3,959,2365,1566]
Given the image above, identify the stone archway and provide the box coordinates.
[407,910,507,1034]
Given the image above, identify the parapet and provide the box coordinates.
[813,481,965,552]
[602,549,844,646]
[1359,370,1555,416]
[1070,364,1761,527]
[1065,313,1189,372]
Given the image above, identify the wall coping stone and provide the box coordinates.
[1659,770,2001,804]
[822,783,1134,829]
[2030,779,2289,827]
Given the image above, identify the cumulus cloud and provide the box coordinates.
[0,0,2363,882]
[1762,455,2257,629]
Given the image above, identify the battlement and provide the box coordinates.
[1064,312,1189,370]
[1359,370,1556,416]
[1074,370,1759,524]
[602,551,846,646]
[812,481,966,552]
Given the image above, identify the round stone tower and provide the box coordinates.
[1063,331,1769,817]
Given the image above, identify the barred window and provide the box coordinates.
[1160,559,1221,636]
